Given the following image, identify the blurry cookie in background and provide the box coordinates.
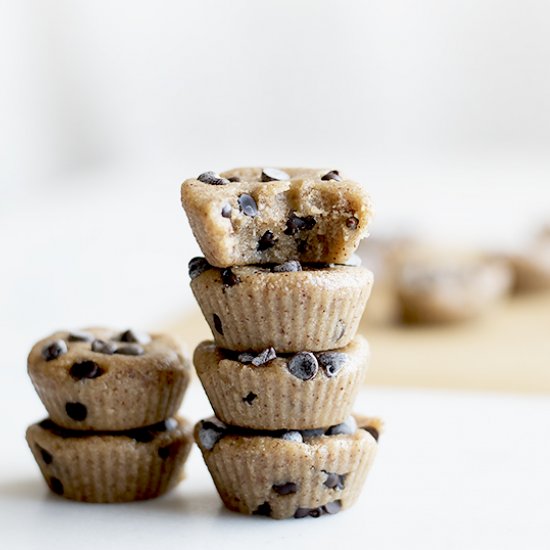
[509,226,550,292]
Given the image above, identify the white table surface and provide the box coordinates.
[1,381,549,550]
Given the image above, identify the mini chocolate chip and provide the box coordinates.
[221,203,232,218]
[287,352,318,380]
[323,472,346,490]
[221,268,241,287]
[188,257,212,280]
[41,340,68,362]
[213,314,224,335]
[323,500,342,514]
[69,360,103,380]
[115,344,144,356]
[50,477,64,495]
[281,431,303,443]
[199,419,227,450]
[237,352,255,363]
[37,446,53,465]
[68,331,94,342]
[131,427,155,443]
[243,392,257,405]
[65,402,87,421]
[346,216,359,230]
[119,329,151,345]
[228,176,241,182]
[257,230,277,251]
[252,347,276,366]
[91,339,117,355]
[261,168,289,182]
[164,418,178,431]
[158,445,172,459]
[317,352,347,378]
[238,194,258,217]
[294,507,323,519]
[301,428,324,439]
[272,260,302,273]
[253,502,272,516]
[326,416,357,436]
[197,171,229,185]
[362,426,380,442]
[284,212,316,235]
[321,170,342,182]
[273,482,298,495]
[334,320,346,342]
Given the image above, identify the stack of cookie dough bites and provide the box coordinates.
[26,328,193,502]
[182,167,382,519]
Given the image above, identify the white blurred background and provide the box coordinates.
[2,0,550,345]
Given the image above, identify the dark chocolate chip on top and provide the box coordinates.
[261,168,289,182]
[197,171,230,185]
[91,339,117,355]
[119,329,150,345]
[321,170,343,181]
[287,352,319,380]
[115,344,144,356]
[41,340,68,362]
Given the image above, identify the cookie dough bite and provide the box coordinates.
[26,417,193,503]
[181,167,373,268]
[510,228,550,292]
[395,252,513,324]
[28,328,191,431]
[189,259,374,352]
[194,414,380,519]
[194,337,370,430]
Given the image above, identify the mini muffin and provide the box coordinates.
[510,228,550,292]
[194,414,381,519]
[194,337,370,430]
[189,259,373,352]
[395,254,512,323]
[26,417,193,503]
[28,328,191,430]
[181,167,373,268]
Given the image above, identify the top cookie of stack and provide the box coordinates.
[181,167,373,267]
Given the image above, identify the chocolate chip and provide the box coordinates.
[261,168,289,182]
[287,352,318,380]
[253,502,272,517]
[281,431,303,443]
[119,329,150,345]
[297,239,307,253]
[199,419,227,450]
[115,344,144,356]
[294,507,323,519]
[334,320,346,342]
[272,260,302,273]
[323,472,346,490]
[131,427,156,443]
[301,428,324,439]
[326,416,357,436]
[91,339,117,355]
[37,445,53,465]
[273,482,298,495]
[238,194,258,217]
[257,230,277,251]
[158,445,172,459]
[188,257,212,280]
[164,418,178,431]
[41,340,68,362]
[68,331,94,342]
[321,170,342,182]
[284,212,316,235]
[221,268,241,287]
[228,176,241,182]
[362,425,380,442]
[213,314,224,335]
[221,203,232,218]
[65,402,87,421]
[69,361,103,380]
[252,347,276,366]
[237,352,255,363]
[346,216,359,230]
[197,171,229,185]
[317,352,347,378]
[243,392,257,405]
[50,477,64,495]
[323,500,342,514]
